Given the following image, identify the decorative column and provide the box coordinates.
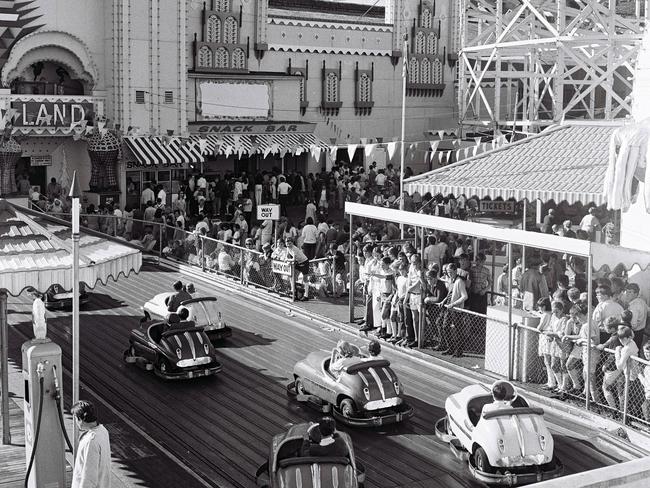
[0,138,22,196]
[86,131,120,191]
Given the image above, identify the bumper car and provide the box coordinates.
[435,382,563,486]
[124,312,222,380]
[42,283,90,310]
[143,293,231,344]
[254,422,365,488]
[287,349,413,427]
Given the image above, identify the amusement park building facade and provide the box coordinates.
[0,0,458,207]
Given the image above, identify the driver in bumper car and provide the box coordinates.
[167,280,192,312]
[482,380,517,415]
[301,417,348,458]
[330,341,359,376]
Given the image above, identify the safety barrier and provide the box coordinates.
[43,208,650,435]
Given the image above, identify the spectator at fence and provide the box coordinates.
[424,268,448,351]
[372,257,396,339]
[547,300,569,392]
[603,326,639,413]
[404,254,424,348]
[563,305,585,394]
[520,257,550,311]
[536,298,556,390]
[593,286,625,341]
[623,283,648,349]
[442,263,468,357]
[217,240,237,276]
[359,245,375,332]
[469,253,491,315]
[389,264,409,344]
[286,237,311,301]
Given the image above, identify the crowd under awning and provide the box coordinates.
[123,136,204,167]
[405,122,623,206]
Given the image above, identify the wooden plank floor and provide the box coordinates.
[5,264,625,488]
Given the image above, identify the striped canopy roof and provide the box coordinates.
[0,200,142,296]
[405,123,621,205]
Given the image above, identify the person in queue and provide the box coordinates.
[285,237,311,301]
[167,280,192,312]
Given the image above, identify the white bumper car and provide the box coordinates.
[435,382,563,486]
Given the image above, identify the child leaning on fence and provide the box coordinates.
[547,300,569,392]
[573,312,601,404]
[562,305,586,393]
[536,298,556,390]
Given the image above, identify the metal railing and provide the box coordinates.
[42,209,650,434]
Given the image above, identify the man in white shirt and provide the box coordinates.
[277,176,292,216]
[375,170,386,188]
[197,173,207,190]
[579,207,600,240]
[624,283,648,349]
[156,185,167,207]
[71,401,111,488]
[140,184,154,208]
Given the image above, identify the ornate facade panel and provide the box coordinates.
[198,45,213,68]
[206,14,221,43]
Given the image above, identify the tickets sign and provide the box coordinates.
[271,260,292,276]
[257,204,280,221]
[479,200,515,213]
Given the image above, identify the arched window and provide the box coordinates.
[231,48,245,69]
[326,72,339,102]
[420,58,431,84]
[421,8,432,29]
[223,17,238,44]
[214,0,230,12]
[415,31,426,54]
[198,46,213,68]
[427,33,438,55]
[409,59,419,84]
[206,15,221,43]
[358,73,371,102]
[295,70,306,102]
[433,59,443,84]
[215,47,229,68]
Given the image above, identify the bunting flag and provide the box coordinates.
[223,145,233,158]
[452,139,459,146]
[364,143,377,158]
[232,134,242,150]
[473,145,479,157]
[270,143,280,155]
[464,147,470,158]
[491,139,497,149]
[198,139,209,155]
[437,152,443,164]
[329,146,338,162]
[347,144,357,162]
[437,130,445,140]
[456,149,461,160]
[474,137,482,145]
[429,140,440,153]
[387,141,398,160]
[312,145,322,162]
[295,147,303,156]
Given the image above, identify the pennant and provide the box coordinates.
[464,147,470,158]
[198,139,209,155]
[223,145,233,158]
[312,146,322,162]
[473,145,479,156]
[364,143,377,158]
[328,146,337,162]
[474,137,482,145]
[437,130,445,140]
[263,145,272,159]
[429,140,440,153]
[452,139,459,146]
[387,141,398,160]
[437,152,443,164]
[295,147,303,156]
[456,149,461,160]
[232,134,242,149]
[347,144,357,162]
[491,139,497,149]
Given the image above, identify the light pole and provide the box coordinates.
[399,35,408,238]
[69,170,80,456]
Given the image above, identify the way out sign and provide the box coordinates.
[257,204,280,220]
[271,260,292,276]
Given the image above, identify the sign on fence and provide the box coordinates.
[271,260,292,276]
[479,200,515,213]
[257,204,280,221]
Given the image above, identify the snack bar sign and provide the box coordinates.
[257,204,280,221]
[10,100,94,127]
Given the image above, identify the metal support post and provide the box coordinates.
[623,365,630,425]
[240,250,245,285]
[585,254,593,410]
[290,261,296,303]
[507,243,514,381]
[0,290,9,444]
[71,200,80,457]
[159,225,163,258]
[201,237,206,273]
[348,214,355,323]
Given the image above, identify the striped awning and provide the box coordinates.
[124,136,204,167]
[193,133,329,157]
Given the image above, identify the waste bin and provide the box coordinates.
[485,306,541,382]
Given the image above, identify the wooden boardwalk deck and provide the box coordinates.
[4,264,627,488]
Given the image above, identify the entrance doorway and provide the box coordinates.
[15,157,47,194]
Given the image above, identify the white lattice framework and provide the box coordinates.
[458,0,648,132]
